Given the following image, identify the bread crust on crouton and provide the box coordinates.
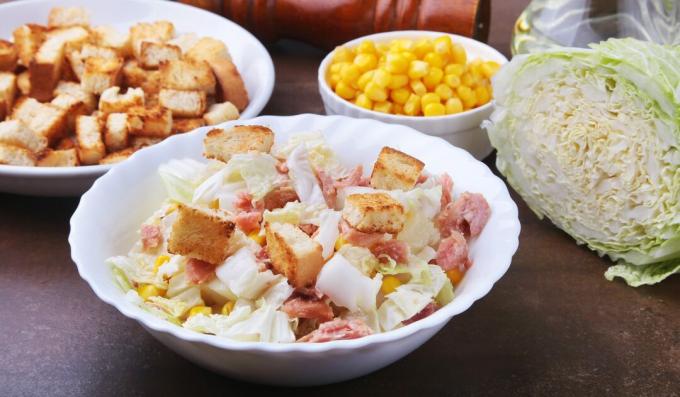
[104,112,129,151]
[81,56,123,95]
[10,97,67,145]
[203,125,273,163]
[0,73,17,118]
[51,93,91,132]
[127,106,172,138]
[0,40,17,72]
[209,58,249,111]
[53,81,96,111]
[185,37,231,63]
[168,204,236,264]
[75,115,105,165]
[99,86,145,114]
[203,101,239,126]
[13,24,47,67]
[16,72,30,96]
[172,117,205,134]
[159,59,215,94]
[370,147,425,191]
[139,41,181,69]
[129,21,175,58]
[37,148,79,167]
[265,222,325,288]
[122,60,161,95]
[99,147,136,165]
[342,193,405,234]
[0,142,36,166]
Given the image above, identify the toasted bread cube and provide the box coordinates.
[29,37,67,101]
[0,120,47,153]
[0,40,17,72]
[53,81,96,111]
[203,101,239,126]
[104,113,129,151]
[159,89,206,117]
[51,93,91,132]
[139,41,181,69]
[127,106,172,138]
[130,136,162,149]
[185,37,231,63]
[172,117,205,134]
[44,26,90,48]
[48,7,89,28]
[91,26,131,57]
[10,97,67,145]
[17,72,31,96]
[99,86,145,114]
[81,56,123,94]
[370,147,425,191]
[265,222,325,288]
[159,59,215,94]
[67,43,119,80]
[37,148,79,167]
[167,204,236,264]
[342,193,406,234]
[168,33,199,54]
[203,125,273,162]
[75,115,105,165]
[56,135,76,150]
[99,147,136,165]
[208,59,249,111]
[0,143,36,166]
[129,21,175,58]
[122,60,161,94]
[0,73,17,119]
[13,24,47,66]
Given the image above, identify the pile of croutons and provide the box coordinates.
[0,6,248,167]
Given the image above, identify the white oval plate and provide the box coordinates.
[70,114,520,385]
[0,0,274,197]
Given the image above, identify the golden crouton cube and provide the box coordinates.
[51,93,91,132]
[0,120,47,154]
[75,115,105,165]
[122,60,161,95]
[91,26,131,57]
[139,41,181,69]
[209,58,249,111]
[37,148,79,167]
[67,43,119,80]
[129,21,175,58]
[0,40,17,72]
[99,147,136,165]
[342,193,406,234]
[16,72,30,96]
[29,36,69,101]
[81,56,123,95]
[13,24,47,66]
[185,37,231,63]
[126,106,172,138]
[47,7,89,28]
[10,97,67,145]
[203,125,274,163]
[53,81,96,111]
[265,222,325,288]
[0,73,16,119]
[159,59,216,94]
[99,86,145,114]
[168,33,199,54]
[203,101,239,126]
[172,117,206,134]
[370,146,425,191]
[159,89,206,118]
[104,112,129,152]
[0,142,36,166]
[167,204,236,265]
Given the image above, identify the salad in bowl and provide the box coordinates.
[107,124,491,343]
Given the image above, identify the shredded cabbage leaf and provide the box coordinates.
[316,253,382,312]
[287,144,326,205]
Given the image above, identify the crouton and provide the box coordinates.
[75,115,105,165]
[0,40,17,72]
[167,204,236,264]
[130,136,162,149]
[13,24,47,66]
[159,59,215,94]
[99,86,145,114]
[0,120,47,153]
[91,26,131,57]
[99,147,136,165]
[129,21,175,58]
[67,43,119,80]
[10,97,67,145]
[44,26,90,48]
[203,101,239,126]
[370,147,425,191]
[0,142,36,166]
[185,37,231,63]
[208,58,249,111]
[342,193,405,234]
[0,73,16,119]
[56,135,76,150]
[122,60,161,94]
[265,222,325,288]
[53,81,96,111]
[29,36,68,101]
[17,72,30,96]
[48,7,89,28]
[51,93,91,132]
[159,89,206,117]
[139,41,181,69]
[172,117,205,134]
[127,106,172,138]
[37,148,79,167]
[81,56,123,94]
[203,125,273,162]
[104,112,129,151]
[168,33,199,54]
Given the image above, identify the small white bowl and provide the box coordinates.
[318,31,508,160]
[0,0,275,197]
[70,114,520,386]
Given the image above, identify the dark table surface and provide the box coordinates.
[2,1,679,396]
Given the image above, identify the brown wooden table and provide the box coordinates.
[2,1,678,396]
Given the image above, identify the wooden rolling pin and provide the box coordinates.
[180,0,490,49]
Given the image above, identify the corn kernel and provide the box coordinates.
[381,275,402,295]
[376,42,390,54]
[434,35,453,56]
[447,268,464,285]
[393,103,404,114]
[445,97,464,114]
[188,305,212,318]
[334,236,347,251]
[434,83,453,100]
[423,67,443,90]
[137,284,164,300]
[423,52,444,68]
[329,62,345,75]
[457,85,477,109]
[392,39,414,52]
[408,60,429,79]
[461,72,476,87]
[372,68,391,88]
[387,74,408,89]
[403,94,421,116]
[332,47,353,63]
[335,81,356,100]
[401,51,417,63]
[451,43,467,64]
[153,255,170,274]
[413,39,434,58]
[475,85,491,106]
[373,101,393,114]
[364,81,387,102]
[409,79,427,96]
[390,87,410,105]
[357,70,375,90]
[481,61,501,78]
[208,199,219,209]
[385,52,409,74]
[356,40,376,54]
[354,53,378,72]
[248,231,265,245]
[445,63,464,76]
[421,92,441,108]
[328,73,341,89]
[221,301,235,315]
[355,93,373,110]
[423,102,446,116]
[444,73,461,89]
[340,63,361,85]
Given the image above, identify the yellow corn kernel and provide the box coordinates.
[329,62,345,75]
[335,81,356,100]
[402,51,417,63]
[153,255,170,274]
[381,275,402,295]
[413,39,434,58]
[208,199,220,209]
[444,73,461,89]
[444,63,464,76]
[392,39,414,52]
[403,94,421,116]
[423,67,444,90]
[423,102,446,116]
[332,46,353,63]
[461,72,476,88]
[481,61,501,78]
[353,53,378,72]
[248,231,265,245]
[390,87,410,105]
[421,92,441,108]
[409,79,427,96]
[221,301,235,315]
[385,52,409,74]
[434,83,453,100]
[364,81,387,102]
[334,235,347,251]
[445,97,464,114]
[340,63,361,85]
[423,52,444,69]
[408,60,429,79]
[355,93,373,110]
[387,73,409,89]
[357,70,375,91]
[188,305,212,318]
[475,85,491,106]
[393,103,404,114]
[327,73,341,89]
[376,42,390,54]
[457,85,477,109]
[451,43,467,64]
[372,68,391,88]
[356,40,376,54]
[433,35,453,56]
[447,268,464,285]
[373,101,393,114]
[137,284,164,300]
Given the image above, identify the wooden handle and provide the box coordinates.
[180,0,490,49]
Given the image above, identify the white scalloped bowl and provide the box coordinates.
[0,0,274,197]
[318,31,508,160]
[69,114,520,386]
